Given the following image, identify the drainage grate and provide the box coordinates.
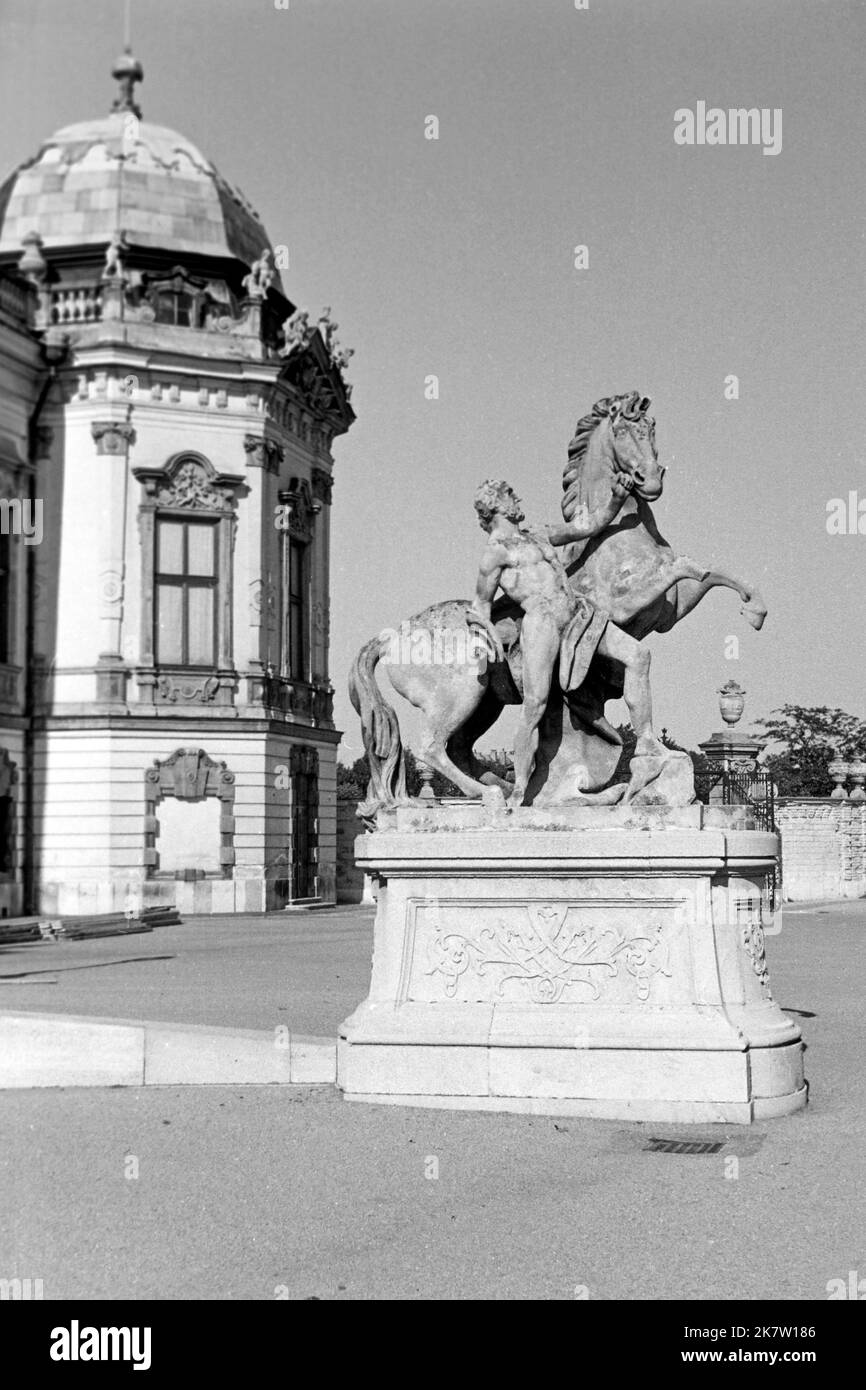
[644,1137,725,1155]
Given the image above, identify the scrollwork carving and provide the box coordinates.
[424,905,674,1004]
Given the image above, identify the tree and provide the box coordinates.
[337,746,515,801]
[337,756,369,801]
[754,705,866,797]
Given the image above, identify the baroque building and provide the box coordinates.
[0,51,355,917]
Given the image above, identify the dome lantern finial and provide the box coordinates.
[111,46,143,120]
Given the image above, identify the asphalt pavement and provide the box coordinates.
[0,907,374,1035]
[0,900,864,1299]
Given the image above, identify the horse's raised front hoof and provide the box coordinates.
[742,599,767,630]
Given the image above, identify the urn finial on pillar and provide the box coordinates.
[699,680,763,777]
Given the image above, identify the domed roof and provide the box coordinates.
[0,50,279,280]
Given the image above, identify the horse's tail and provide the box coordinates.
[348,635,408,818]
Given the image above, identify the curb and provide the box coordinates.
[0,1011,336,1088]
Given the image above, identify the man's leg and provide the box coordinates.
[596,622,663,753]
[512,610,561,803]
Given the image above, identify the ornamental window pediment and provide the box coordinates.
[134,453,244,514]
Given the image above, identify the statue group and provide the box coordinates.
[350,391,766,816]
[340,391,806,1124]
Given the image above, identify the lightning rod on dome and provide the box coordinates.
[112,1,142,119]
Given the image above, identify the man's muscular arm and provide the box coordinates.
[468,542,507,663]
[547,471,634,545]
[472,542,505,622]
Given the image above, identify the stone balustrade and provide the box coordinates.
[49,284,103,325]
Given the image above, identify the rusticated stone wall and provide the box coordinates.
[776,798,866,902]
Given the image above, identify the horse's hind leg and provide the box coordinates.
[446,689,510,790]
[419,715,495,799]
[386,638,497,800]
[416,678,499,799]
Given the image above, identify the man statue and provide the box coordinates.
[471,479,662,804]
[242,250,274,300]
[102,228,129,281]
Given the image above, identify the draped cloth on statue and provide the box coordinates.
[558,596,609,694]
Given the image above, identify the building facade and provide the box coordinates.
[0,51,355,917]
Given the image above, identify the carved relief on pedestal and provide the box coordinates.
[415,901,676,1005]
[738,903,773,1000]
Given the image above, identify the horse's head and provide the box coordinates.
[563,392,665,526]
[605,393,664,500]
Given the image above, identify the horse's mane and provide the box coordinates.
[562,391,651,524]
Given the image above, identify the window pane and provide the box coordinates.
[156,583,183,664]
[157,521,184,575]
[290,601,303,679]
[154,293,176,325]
[187,524,215,577]
[187,586,214,665]
[289,542,303,598]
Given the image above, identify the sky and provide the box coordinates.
[1,0,863,761]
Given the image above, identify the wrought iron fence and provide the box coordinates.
[694,767,780,913]
[693,767,776,831]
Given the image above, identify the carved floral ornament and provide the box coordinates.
[311,468,334,505]
[278,476,319,540]
[243,434,284,475]
[249,578,278,628]
[132,453,243,512]
[423,904,675,1006]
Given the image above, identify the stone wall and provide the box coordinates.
[337,799,370,904]
[776,798,866,902]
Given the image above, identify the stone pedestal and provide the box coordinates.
[338,801,806,1123]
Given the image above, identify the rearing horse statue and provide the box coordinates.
[349,392,766,815]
